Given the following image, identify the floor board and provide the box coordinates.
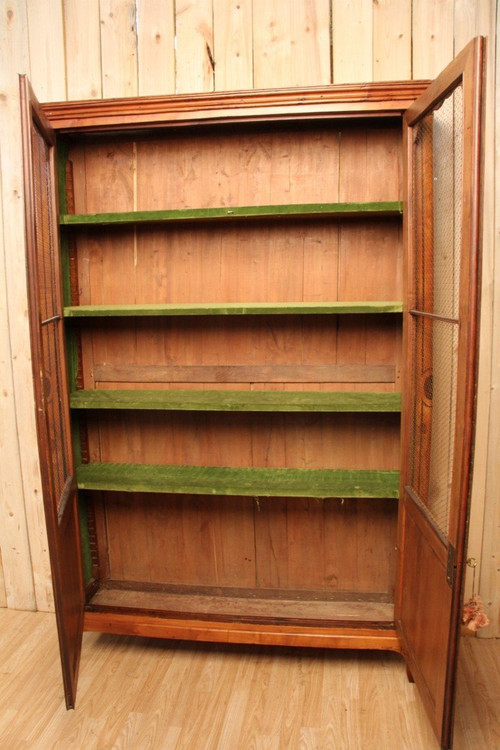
[0,609,498,749]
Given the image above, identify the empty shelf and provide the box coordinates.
[76,463,400,498]
[60,201,403,226]
[70,389,402,412]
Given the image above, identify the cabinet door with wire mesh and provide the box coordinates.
[397,38,484,750]
[20,76,84,709]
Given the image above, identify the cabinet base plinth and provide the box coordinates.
[83,611,401,652]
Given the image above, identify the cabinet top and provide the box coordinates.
[41,81,429,133]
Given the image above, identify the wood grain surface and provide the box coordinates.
[0,609,498,749]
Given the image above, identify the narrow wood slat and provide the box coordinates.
[63,0,102,100]
[59,201,403,226]
[99,0,138,99]
[70,389,402,412]
[252,0,330,88]
[93,364,396,384]
[76,463,400,498]
[64,301,403,317]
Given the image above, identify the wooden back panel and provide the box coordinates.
[66,119,402,602]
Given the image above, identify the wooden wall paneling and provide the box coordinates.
[0,548,5,607]
[476,1,500,636]
[412,0,455,79]
[0,137,35,610]
[136,0,175,96]
[99,0,138,99]
[213,0,253,91]
[26,0,66,101]
[175,0,215,94]
[0,0,48,611]
[63,0,102,100]
[252,0,331,88]
[450,0,500,634]
[372,0,412,82]
[453,0,482,56]
[332,0,373,84]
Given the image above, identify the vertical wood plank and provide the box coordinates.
[332,0,373,84]
[373,0,411,81]
[476,0,500,637]
[412,0,454,79]
[136,0,175,96]
[213,0,253,91]
[0,0,38,611]
[252,0,330,88]
[100,0,138,98]
[175,0,215,94]
[0,548,5,607]
[451,1,492,622]
[63,0,102,99]
[453,0,479,56]
[0,142,34,610]
[26,0,66,101]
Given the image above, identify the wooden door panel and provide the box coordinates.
[20,75,84,709]
[397,38,484,749]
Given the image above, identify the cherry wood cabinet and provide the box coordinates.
[21,38,483,749]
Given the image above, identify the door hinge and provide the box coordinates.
[446,543,456,587]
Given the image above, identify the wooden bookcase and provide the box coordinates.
[21,37,484,750]
[65,115,403,627]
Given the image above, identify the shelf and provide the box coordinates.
[63,301,403,318]
[76,463,400,498]
[60,201,403,227]
[70,389,402,412]
[87,586,395,625]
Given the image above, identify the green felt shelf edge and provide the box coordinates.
[70,389,402,412]
[63,301,403,317]
[60,201,403,226]
[76,463,400,499]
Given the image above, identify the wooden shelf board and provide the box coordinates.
[76,463,400,498]
[88,586,395,625]
[60,201,403,226]
[70,389,402,412]
[64,301,403,317]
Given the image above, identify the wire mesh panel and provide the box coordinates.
[31,122,71,513]
[412,86,463,319]
[408,84,463,537]
[409,316,459,534]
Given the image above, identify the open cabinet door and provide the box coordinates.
[20,76,84,708]
[397,38,484,749]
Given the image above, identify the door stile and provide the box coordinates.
[20,75,85,709]
[396,37,484,749]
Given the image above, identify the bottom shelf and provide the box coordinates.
[86,586,394,626]
[84,586,399,652]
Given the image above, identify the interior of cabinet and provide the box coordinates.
[61,117,403,629]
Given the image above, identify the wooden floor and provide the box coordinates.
[0,610,498,749]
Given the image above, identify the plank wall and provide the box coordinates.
[0,0,498,637]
